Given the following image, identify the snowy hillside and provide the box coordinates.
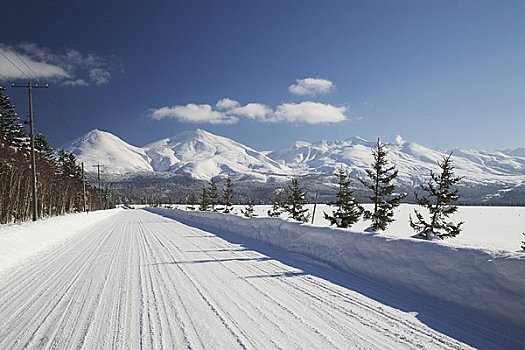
[268,135,525,186]
[143,129,293,181]
[63,129,154,175]
[64,129,292,181]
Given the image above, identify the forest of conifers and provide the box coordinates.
[0,87,106,224]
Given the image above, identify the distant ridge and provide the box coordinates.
[63,129,525,187]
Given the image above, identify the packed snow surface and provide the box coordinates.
[0,208,121,274]
[3,209,523,348]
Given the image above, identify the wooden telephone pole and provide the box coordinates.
[11,82,48,221]
[92,164,104,209]
[81,162,87,212]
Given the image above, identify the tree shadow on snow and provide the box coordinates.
[150,210,525,349]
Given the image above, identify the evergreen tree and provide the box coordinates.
[242,198,257,218]
[267,189,284,217]
[0,87,27,150]
[324,166,362,228]
[284,177,310,222]
[34,133,56,163]
[222,176,234,213]
[186,192,196,210]
[521,233,525,251]
[199,188,209,211]
[208,178,219,211]
[410,154,464,239]
[360,138,406,231]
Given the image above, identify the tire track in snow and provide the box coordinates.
[153,221,342,350]
[147,222,291,350]
[135,218,203,349]
[155,221,400,349]
[144,225,254,350]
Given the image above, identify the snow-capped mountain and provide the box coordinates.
[268,136,525,187]
[62,129,153,174]
[143,129,292,181]
[63,129,525,187]
[63,129,292,181]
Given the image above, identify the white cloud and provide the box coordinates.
[0,43,111,87]
[0,47,69,80]
[150,100,348,125]
[150,104,238,124]
[62,78,89,87]
[288,77,334,96]
[89,68,111,85]
[271,101,347,124]
[229,103,272,120]
[216,98,240,110]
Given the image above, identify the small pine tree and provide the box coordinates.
[208,178,219,211]
[410,154,464,239]
[284,177,310,222]
[521,233,525,251]
[267,189,284,217]
[360,138,406,231]
[324,166,362,228]
[222,176,234,213]
[242,198,257,218]
[199,188,209,211]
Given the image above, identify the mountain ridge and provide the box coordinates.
[63,129,293,181]
[63,129,525,187]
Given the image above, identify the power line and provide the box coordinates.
[6,49,74,136]
[0,50,31,80]
[12,50,40,81]
[3,49,87,154]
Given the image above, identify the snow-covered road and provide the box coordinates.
[0,210,483,349]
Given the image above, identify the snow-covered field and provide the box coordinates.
[168,204,524,252]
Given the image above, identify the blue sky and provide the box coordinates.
[1,0,524,151]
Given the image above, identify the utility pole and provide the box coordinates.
[311,190,319,224]
[92,164,104,210]
[11,82,48,221]
[81,162,87,212]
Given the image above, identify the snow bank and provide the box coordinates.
[0,209,122,274]
[149,208,525,328]
[170,203,525,251]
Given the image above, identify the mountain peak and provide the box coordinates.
[140,128,292,180]
[63,129,153,174]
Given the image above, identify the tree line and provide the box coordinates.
[0,87,108,224]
